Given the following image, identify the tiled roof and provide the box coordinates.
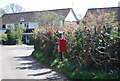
[84,7,120,21]
[2,8,72,24]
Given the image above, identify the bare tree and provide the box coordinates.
[0,8,6,17]
[4,3,25,13]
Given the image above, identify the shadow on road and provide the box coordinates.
[14,56,33,61]
[28,71,62,80]
[13,55,64,80]
[14,56,46,70]
[28,71,52,76]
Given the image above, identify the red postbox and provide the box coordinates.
[58,39,67,52]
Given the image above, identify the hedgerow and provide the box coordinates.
[31,10,120,79]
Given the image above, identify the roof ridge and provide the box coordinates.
[88,6,120,10]
[2,8,72,16]
[2,8,73,24]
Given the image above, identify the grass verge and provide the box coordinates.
[31,50,120,80]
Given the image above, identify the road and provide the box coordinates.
[0,45,66,80]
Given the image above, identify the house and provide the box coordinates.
[83,7,120,34]
[84,7,120,22]
[1,8,79,43]
[0,17,4,34]
[0,17,2,29]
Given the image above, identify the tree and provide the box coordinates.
[77,9,119,69]
[0,8,6,17]
[5,25,25,45]
[4,3,25,13]
[36,11,63,27]
[83,10,116,27]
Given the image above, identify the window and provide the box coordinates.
[60,21,63,26]
[24,23,29,29]
[2,24,6,28]
[24,23,26,27]
[27,23,29,28]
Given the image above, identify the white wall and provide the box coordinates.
[6,24,14,29]
[64,10,78,22]
[28,22,38,29]
[5,22,39,29]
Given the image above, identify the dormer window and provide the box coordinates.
[20,18,24,21]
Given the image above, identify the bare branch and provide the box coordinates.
[0,8,6,17]
[4,3,25,13]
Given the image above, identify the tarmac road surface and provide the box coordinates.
[0,45,66,80]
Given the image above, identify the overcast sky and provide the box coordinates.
[0,0,120,17]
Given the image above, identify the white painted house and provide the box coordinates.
[1,8,79,43]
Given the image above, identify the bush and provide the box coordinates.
[0,33,7,44]
[31,10,120,79]
[31,50,120,79]
[31,25,120,79]
[4,25,25,45]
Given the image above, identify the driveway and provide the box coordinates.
[0,45,66,80]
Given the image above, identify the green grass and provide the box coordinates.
[31,50,120,80]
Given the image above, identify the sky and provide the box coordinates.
[0,0,120,17]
